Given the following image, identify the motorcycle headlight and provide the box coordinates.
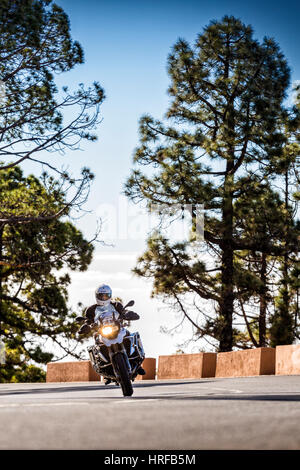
[100,324,120,338]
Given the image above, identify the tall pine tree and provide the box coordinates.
[126,16,292,351]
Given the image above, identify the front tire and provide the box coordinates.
[114,353,133,397]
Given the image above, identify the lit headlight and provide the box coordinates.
[102,326,113,336]
[100,324,120,338]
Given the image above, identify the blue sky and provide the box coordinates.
[42,0,300,359]
[55,0,300,211]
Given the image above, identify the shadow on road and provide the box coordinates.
[0,379,216,396]
[1,386,300,402]
[126,394,300,402]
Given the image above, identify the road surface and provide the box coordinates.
[0,375,300,449]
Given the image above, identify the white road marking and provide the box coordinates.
[0,402,91,409]
[211,387,243,394]
[154,388,244,396]
[114,398,158,404]
[114,388,244,402]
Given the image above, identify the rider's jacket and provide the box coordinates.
[84,301,139,323]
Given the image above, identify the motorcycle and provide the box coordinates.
[76,300,145,397]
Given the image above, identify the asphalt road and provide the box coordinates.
[0,375,300,450]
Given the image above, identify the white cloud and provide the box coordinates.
[71,270,133,282]
[93,251,139,261]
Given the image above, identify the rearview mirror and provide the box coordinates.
[124,300,134,309]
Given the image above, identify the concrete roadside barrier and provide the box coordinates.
[157,353,217,380]
[46,361,101,382]
[46,358,156,382]
[276,344,300,375]
[135,358,156,380]
[216,347,275,378]
[46,345,300,382]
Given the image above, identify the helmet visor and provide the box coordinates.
[96,292,111,301]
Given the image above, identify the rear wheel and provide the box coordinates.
[114,353,133,397]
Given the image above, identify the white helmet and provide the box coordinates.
[95,284,112,306]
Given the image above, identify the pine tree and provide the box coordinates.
[0,1,104,381]
[0,167,94,382]
[269,133,300,346]
[233,180,292,347]
[0,0,104,224]
[125,16,292,351]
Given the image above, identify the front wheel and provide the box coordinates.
[114,353,133,397]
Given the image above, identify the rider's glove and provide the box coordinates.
[122,311,140,321]
[78,324,91,335]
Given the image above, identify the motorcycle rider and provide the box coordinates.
[79,283,145,380]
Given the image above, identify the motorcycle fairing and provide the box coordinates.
[124,332,145,359]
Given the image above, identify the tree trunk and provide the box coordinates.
[219,166,234,352]
[283,170,289,314]
[219,43,235,352]
[259,252,267,346]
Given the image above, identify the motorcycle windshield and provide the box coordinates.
[95,304,119,323]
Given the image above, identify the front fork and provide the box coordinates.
[108,343,132,380]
